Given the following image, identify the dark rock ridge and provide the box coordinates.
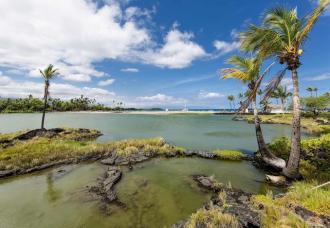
[89,166,122,210]
[191,175,260,228]
[0,128,102,148]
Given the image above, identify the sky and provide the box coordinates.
[0,0,329,109]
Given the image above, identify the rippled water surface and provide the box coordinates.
[0,112,304,152]
[0,158,279,228]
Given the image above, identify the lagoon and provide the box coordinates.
[0,112,303,153]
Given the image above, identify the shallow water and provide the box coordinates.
[0,158,278,228]
[0,113,306,152]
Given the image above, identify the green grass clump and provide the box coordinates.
[213,150,245,161]
[284,182,330,216]
[185,206,239,228]
[252,182,330,226]
[245,114,330,135]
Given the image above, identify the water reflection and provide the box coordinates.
[45,172,61,202]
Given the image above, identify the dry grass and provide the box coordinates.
[0,136,184,171]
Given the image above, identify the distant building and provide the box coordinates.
[269,104,285,114]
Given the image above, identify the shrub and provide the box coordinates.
[267,134,330,181]
[267,136,290,160]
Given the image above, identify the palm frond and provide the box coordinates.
[262,69,287,103]
[222,68,250,82]
[299,0,330,43]
[240,25,283,59]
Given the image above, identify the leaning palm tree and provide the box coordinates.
[40,64,59,129]
[240,0,329,178]
[222,56,285,169]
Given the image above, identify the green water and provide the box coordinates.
[0,158,277,228]
[0,113,304,152]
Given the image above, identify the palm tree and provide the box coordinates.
[222,56,285,169]
[314,87,318,97]
[227,95,235,110]
[40,64,59,129]
[306,87,314,97]
[274,86,292,112]
[240,0,329,178]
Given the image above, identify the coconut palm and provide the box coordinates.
[227,95,235,110]
[306,87,314,97]
[240,0,329,178]
[314,87,318,97]
[222,56,285,169]
[40,64,59,129]
[273,85,292,112]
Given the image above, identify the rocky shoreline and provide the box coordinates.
[0,135,252,178]
[172,175,330,228]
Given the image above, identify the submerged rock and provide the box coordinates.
[89,166,122,204]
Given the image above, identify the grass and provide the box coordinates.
[185,206,239,228]
[0,137,184,171]
[252,182,330,227]
[245,113,330,135]
[213,149,246,161]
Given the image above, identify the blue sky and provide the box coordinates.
[0,0,329,108]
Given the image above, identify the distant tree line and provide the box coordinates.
[0,94,132,113]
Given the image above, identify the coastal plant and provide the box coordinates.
[252,182,330,224]
[213,150,245,161]
[268,134,330,181]
[185,206,239,228]
[39,64,59,129]
[222,56,285,169]
[240,0,330,178]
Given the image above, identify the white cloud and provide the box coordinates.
[136,93,186,104]
[141,28,207,69]
[198,91,224,99]
[305,73,330,81]
[0,75,115,103]
[0,0,206,82]
[0,75,12,86]
[213,40,240,55]
[98,78,115,86]
[121,68,139,72]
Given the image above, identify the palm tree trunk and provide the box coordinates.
[253,98,286,170]
[280,98,285,113]
[283,69,301,179]
[41,82,48,129]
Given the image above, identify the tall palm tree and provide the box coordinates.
[273,85,292,112]
[314,87,318,97]
[240,0,329,178]
[306,87,314,97]
[227,95,235,110]
[222,56,285,169]
[40,64,59,129]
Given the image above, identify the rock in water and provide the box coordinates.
[265,175,287,186]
